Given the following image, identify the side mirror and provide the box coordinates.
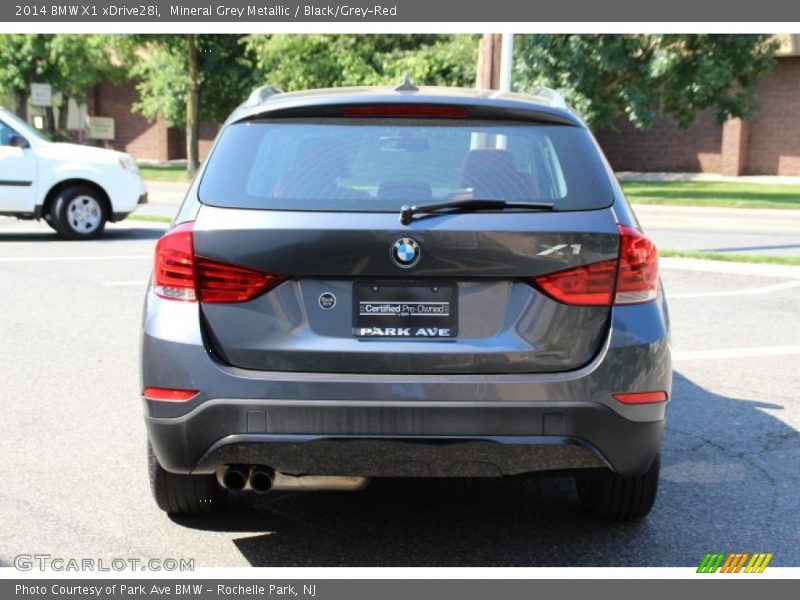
[9,134,29,149]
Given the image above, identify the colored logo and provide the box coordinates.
[697,552,773,573]
[391,237,421,268]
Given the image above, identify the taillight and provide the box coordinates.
[153,222,282,303]
[533,259,617,306]
[195,257,282,303]
[153,222,196,301]
[532,225,658,306]
[614,224,659,305]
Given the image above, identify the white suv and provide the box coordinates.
[0,107,147,239]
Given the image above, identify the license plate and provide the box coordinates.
[353,282,458,338]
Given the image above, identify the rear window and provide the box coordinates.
[199,118,613,212]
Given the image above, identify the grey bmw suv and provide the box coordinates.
[142,82,670,521]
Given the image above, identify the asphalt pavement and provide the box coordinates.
[0,217,798,568]
[634,205,800,257]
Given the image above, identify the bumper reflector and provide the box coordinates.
[612,391,668,404]
[142,387,199,402]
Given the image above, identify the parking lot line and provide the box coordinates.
[673,345,800,361]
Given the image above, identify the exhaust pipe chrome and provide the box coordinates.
[249,466,275,494]
[219,465,248,491]
[217,466,369,492]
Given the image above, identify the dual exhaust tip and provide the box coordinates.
[219,465,368,492]
[220,465,275,493]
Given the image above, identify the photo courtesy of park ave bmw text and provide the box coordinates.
[0,0,799,595]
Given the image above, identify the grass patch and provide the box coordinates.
[128,214,172,224]
[622,181,800,210]
[660,249,800,266]
[138,165,190,183]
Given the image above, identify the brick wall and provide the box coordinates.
[595,110,723,173]
[595,56,800,176]
[199,122,219,158]
[745,56,800,174]
[170,121,220,160]
[88,80,218,162]
[89,80,171,162]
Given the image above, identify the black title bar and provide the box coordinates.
[2,0,798,22]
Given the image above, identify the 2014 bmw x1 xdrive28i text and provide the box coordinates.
[142,82,671,521]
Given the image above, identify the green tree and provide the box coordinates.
[381,35,479,86]
[0,34,117,130]
[514,34,779,129]
[243,34,478,90]
[128,35,255,176]
[0,35,55,120]
[48,34,121,130]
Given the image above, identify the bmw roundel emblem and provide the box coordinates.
[391,237,421,268]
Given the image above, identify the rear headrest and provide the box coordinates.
[461,148,538,200]
[462,149,518,187]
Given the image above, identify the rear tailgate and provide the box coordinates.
[193,206,619,374]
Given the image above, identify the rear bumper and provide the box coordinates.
[142,288,671,479]
[145,400,664,477]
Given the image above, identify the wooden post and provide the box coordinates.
[476,34,502,90]
[186,34,200,177]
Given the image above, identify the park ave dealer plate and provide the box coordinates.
[353,282,458,338]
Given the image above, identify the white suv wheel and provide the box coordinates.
[66,195,103,234]
[50,185,108,240]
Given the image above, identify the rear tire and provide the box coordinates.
[576,452,660,521]
[148,442,225,515]
[49,185,107,240]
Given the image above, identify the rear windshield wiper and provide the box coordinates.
[399,198,555,225]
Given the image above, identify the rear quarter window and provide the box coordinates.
[198,118,613,212]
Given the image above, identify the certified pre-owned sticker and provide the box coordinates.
[359,301,450,316]
[319,292,337,309]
